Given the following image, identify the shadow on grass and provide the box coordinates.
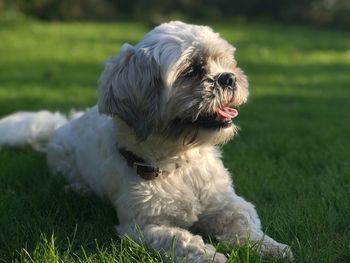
[0,149,118,262]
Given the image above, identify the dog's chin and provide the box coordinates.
[187,114,234,129]
[193,122,237,145]
[167,115,238,146]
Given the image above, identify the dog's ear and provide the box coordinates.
[98,43,135,115]
[98,43,162,141]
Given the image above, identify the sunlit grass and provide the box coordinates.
[0,19,349,262]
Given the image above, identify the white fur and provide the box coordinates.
[0,22,292,262]
[0,110,84,151]
[0,111,67,151]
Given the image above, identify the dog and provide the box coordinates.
[0,21,293,262]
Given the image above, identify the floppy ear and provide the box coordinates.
[98,43,162,141]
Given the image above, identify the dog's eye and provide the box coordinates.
[185,64,204,78]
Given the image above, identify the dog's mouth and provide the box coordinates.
[182,106,238,129]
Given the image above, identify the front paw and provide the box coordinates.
[276,243,294,260]
[210,253,227,263]
[258,241,294,260]
[193,244,227,263]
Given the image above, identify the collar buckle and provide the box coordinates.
[119,147,163,180]
[133,162,162,180]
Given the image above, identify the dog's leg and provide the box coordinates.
[194,195,293,260]
[116,224,227,263]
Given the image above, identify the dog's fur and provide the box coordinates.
[0,21,292,262]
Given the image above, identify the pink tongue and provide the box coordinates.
[216,107,238,120]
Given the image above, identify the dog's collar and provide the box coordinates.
[118,148,162,180]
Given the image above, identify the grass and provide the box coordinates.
[0,18,349,262]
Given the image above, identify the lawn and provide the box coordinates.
[0,18,349,263]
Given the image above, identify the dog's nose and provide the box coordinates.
[217,72,236,90]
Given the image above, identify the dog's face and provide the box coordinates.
[98,21,249,145]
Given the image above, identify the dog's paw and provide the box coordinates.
[211,253,227,263]
[258,241,294,261]
[277,244,294,260]
[199,244,227,263]
[195,253,226,263]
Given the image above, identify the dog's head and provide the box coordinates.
[98,21,248,146]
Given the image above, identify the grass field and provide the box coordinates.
[0,18,349,263]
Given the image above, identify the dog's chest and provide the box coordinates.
[128,164,212,228]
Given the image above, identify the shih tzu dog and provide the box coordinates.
[0,21,293,262]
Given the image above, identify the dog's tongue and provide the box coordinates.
[216,107,238,120]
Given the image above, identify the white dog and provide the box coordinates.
[0,21,292,262]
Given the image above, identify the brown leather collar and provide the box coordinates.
[118,148,162,180]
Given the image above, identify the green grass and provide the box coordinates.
[0,19,349,262]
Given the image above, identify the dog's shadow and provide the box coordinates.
[0,149,119,261]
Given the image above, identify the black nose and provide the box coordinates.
[217,72,236,89]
